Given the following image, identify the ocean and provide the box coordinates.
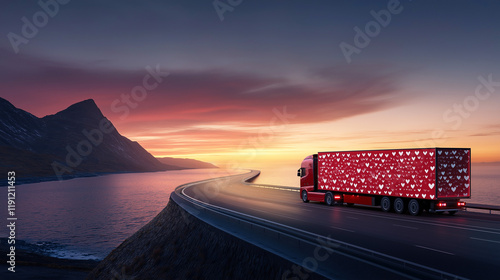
[0,169,240,260]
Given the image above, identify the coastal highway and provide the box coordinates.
[180,170,500,279]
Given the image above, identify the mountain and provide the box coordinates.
[0,97,45,150]
[0,97,209,185]
[157,157,218,169]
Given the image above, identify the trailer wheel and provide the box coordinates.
[448,211,457,216]
[381,197,391,212]
[302,191,309,203]
[408,199,421,216]
[394,198,405,214]
[325,192,334,206]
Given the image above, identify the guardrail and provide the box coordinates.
[464,203,500,214]
[172,170,468,280]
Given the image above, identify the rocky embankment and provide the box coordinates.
[87,199,325,280]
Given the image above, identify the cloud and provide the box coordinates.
[469,124,500,137]
[141,129,256,153]
[470,132,500,137]
[117,65,409,128]
[0,48,152,116]
[0,49,410,126]
[0,49,413,156]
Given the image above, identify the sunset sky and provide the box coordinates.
[1,1,500,168]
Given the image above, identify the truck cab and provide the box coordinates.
[297,154,326,203]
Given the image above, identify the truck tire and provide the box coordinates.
[394,198,405,214]
[408,199,421,216]
[325,192,334,206]
[302,191,309,203]
[381,197,391,212]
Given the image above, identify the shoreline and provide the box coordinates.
[0,167,219,187]
[0,238,99,280]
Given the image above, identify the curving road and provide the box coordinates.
[180,170,500,279]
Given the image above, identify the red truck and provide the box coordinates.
[297,148,470,215]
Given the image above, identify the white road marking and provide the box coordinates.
[393,224,418,230]
[331,226,355,233]
[247,184,299,192]
[470,237,500,244]
[333,207,500,235]
[415,245,454,256]
[347,216,359,220]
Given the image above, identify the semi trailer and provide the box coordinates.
[297,148,470,215]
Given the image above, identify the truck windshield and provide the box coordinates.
[297,168,306,177]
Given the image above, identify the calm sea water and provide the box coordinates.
[0,169,241,260]
[1,164,498,261]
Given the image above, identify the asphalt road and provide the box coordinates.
[182,171,500,279]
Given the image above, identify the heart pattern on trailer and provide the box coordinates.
[317,149,471,199]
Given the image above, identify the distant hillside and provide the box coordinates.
[157,157,218,169]
[0,97,183,185]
